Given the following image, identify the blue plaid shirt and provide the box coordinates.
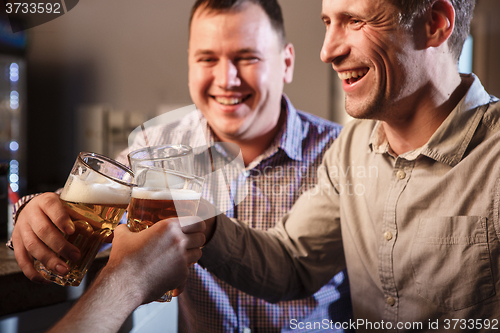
[118,96,352,332]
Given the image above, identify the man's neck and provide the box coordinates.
[213,108,287,166]
[383,74,472,156]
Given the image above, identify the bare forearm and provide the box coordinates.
[46,219,205,333]
[46,266,141,333]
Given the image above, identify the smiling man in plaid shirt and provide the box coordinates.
[9,0,352,331]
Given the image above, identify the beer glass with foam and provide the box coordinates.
[127,145,203,302]
[34,152,134,286]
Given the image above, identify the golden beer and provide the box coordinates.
[127,188,201,232]
[125,148,203,302]
[35,173,132,286]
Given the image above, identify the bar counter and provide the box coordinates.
[0,243,110,317]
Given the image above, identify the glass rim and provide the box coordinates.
[127,144,193,163]
[137,164,204,182]
[78,151,135,187]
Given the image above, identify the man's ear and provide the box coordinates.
[283,43,295,84]
[425,0,455,48]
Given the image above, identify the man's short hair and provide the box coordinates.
[189,0,286,46]
[392,0,476,61]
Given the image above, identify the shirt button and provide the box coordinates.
[387,296,396,306]
[243,328,252,333]
[397,170,406,179]
[243,171,251,177]
[384,231,393,241]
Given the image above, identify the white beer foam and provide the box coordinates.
[61,174,132,204]
[132,187,201,201]
[142,169,185,189]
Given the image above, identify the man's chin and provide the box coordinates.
[345,97,384,120]
[209,125,244,142]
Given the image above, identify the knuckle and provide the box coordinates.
[175,233,187,247]
[39,194,64,214]
[52,210,69,226]
[52,242,66,256]
[154,219,172,234]
[168,226,184,243]
[37,192,57,206]
[35,222,57,239]
[24,238,39,254]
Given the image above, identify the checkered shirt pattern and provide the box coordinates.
[118,96,352,333]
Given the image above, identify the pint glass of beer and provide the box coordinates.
[127,144,194,176]
[127,145,203,302]
[35,152,134,286]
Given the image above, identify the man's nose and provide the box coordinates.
[320,23,350,64]
[215,59,241,89]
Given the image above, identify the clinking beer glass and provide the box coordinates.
[127,145,203,302]
[34,152,134,286]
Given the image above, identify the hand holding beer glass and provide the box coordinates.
[127,145,204,302]
[35,152,134,286]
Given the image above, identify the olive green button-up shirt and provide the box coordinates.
[200,74,500,332]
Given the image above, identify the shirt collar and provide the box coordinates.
[277,94,304,162]
[197,95,305,168]
[369,74,496,165]
[226,94,306,171]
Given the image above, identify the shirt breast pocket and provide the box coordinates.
[411,216,496,311]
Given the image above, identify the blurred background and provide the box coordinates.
[0,0,498,198]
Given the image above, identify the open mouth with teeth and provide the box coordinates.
[213,95,251,106]
[338,68,369,84]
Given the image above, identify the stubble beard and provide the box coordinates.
[345,87,388,121]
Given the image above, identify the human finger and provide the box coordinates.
[178,216,206,234]
[184,247,203,267]
[11,230,51,284]
[16,221,76,277]
[13,196,80,276]
[35,193,75,235]
[25,209,80,264]
[20,194,80,261]
[183,232,206,251]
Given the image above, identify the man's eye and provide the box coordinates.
[350,18,362,25]
[238,57,259,63]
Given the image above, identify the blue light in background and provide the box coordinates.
[9,160,19,192]
[9,174,18,183]
[10,90,19,109]
[10,183,19,192]
[10,63,19,82]
[9,141,19,152]
[10,160,18,169]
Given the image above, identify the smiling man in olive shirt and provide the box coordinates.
[198,0,500,331]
